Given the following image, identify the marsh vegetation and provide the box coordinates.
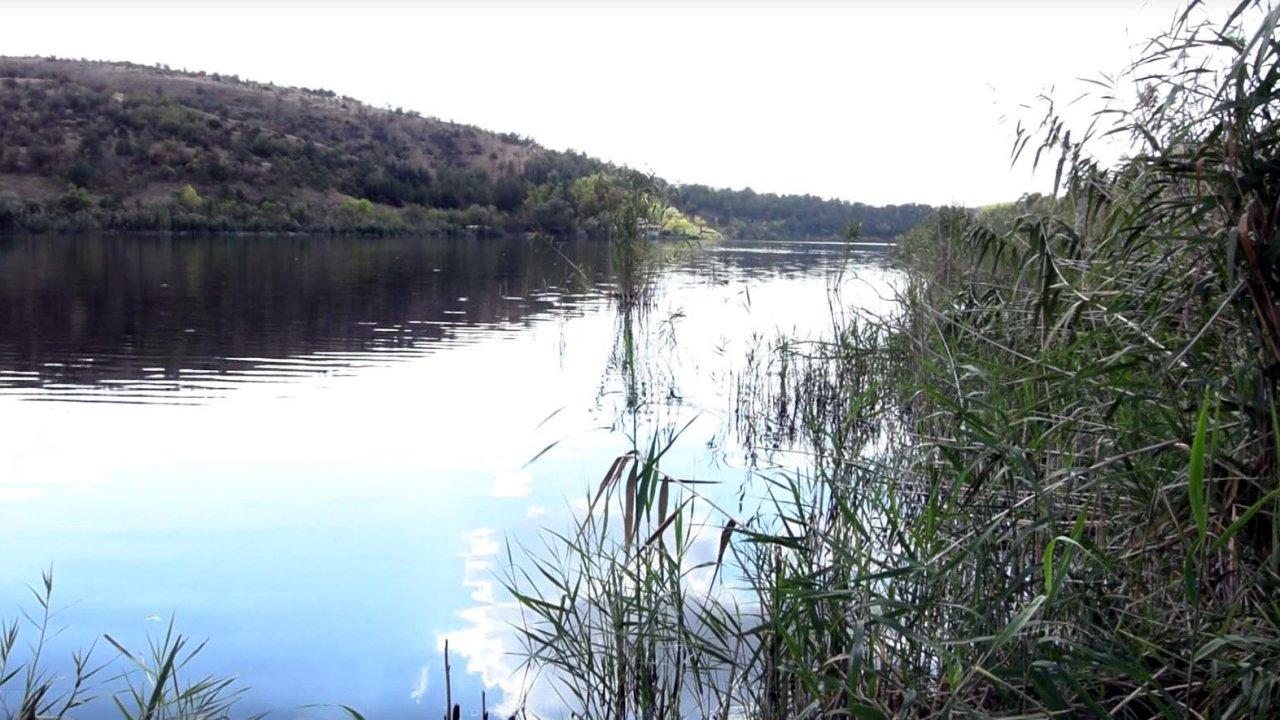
[4,1,1278,719]
[503,2,1280,718]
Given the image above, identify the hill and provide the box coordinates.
[0,57,929,237]
[675,184,931,240]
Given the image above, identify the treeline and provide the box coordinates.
[0,57,920,238]
[675,184,932,239]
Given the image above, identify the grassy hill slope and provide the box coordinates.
[0,57,928,237]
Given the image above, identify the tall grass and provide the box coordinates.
[0,575,509,720]
[0,571,102,720]
[0,571,256,720]
[502,435,739,720]
[505,2,1280,717]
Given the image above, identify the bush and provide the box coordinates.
[0,191,21,228]
[57,186,93,212]
[173,183,203,208]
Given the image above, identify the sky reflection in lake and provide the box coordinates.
[0,235,895,718]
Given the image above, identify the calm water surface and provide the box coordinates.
[0,235,894,718]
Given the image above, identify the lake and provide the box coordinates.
[0,234,894,718]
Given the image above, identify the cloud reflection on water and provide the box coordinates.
[0,236,896,718]
[440,242,900,715]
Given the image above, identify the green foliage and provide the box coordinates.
[174,184,202,208]
[660,206,720,240]
[676,184,931,239]
[339,197,373,217]
[571,173,628,225]
[506,2,1280,718]
[57,186,93,212]
[0,57,919,238]
[504,436,734,720]
[0,571,255,720]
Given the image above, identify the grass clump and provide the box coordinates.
[0,571,257,720]
[502,437,740,720]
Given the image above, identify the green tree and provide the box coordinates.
[0,191,20,228]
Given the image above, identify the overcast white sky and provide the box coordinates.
[2,0,1212,206]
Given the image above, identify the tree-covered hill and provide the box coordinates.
[676,184,931,239]
[0,57,927,237]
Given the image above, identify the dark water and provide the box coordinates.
[0,235,613,402]
[0,234,894,718]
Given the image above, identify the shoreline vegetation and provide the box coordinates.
[0,56,929,240]
[503,1,1280,718]
[4,1,1279,719]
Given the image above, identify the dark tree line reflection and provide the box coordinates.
[0,235,880,400]
[0,235,611,392]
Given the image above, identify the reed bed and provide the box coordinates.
[506,2,1280,718]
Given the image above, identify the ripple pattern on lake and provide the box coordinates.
[0,235,877,404]
[0,236,616,403]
